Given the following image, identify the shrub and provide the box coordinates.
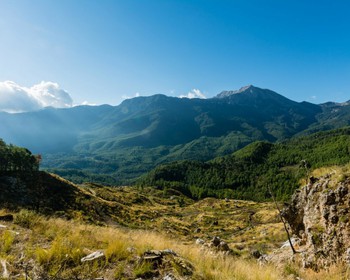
[0,230,16,254]
[14,209,40,229]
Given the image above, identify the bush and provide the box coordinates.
[14,209,40,229]
[0,230,16,254]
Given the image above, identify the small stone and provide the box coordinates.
[127,247,136,253]
[195,238,205,245]
[210,236,221,247]
[258,254,268,265]
[218,241,230,251]
[81,251,104,262]
[163,273,177,280]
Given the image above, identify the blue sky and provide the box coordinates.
[0,0,349,108]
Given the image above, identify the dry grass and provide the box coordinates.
[300,265,350,280]
[0,210,284,279]
[300,163,350,187]
[1,209,349,279]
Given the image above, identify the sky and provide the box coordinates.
[0,0,350,112]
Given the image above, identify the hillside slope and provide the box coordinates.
[1,166,349,278]
[140,127,350,201]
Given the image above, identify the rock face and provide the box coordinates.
[283,175,350,269]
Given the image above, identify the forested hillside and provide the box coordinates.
[140,127,350,201]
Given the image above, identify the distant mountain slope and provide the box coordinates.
[299,101,350,134]
[0,85,350,183]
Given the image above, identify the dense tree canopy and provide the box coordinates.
[139,127,350,201]
[0,139,39,174]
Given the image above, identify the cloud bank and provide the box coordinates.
[180,89,206,99]
[0,81,73,113]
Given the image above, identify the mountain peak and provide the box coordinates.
[215,85,256,98]
[236,84,255,93]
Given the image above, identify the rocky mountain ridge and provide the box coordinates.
[215,84,255,98]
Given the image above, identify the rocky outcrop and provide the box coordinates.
[283,175,350,269]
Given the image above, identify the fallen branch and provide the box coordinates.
[268,186,297,254]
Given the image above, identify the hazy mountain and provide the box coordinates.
[1,85,349,183]
[0,104,114,153]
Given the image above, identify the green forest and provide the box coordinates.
[0,139,39,175]
[139,127,350,201]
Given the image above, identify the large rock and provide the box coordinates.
[282,175,350,269]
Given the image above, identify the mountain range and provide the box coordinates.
[1,85,350,183]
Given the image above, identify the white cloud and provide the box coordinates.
[81,100,97,106]
[0,81,73,113]
[179,89,206,99]
[30,81,73,108]
[122,92,141,100]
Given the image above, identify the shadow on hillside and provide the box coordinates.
[0,171,77,214]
